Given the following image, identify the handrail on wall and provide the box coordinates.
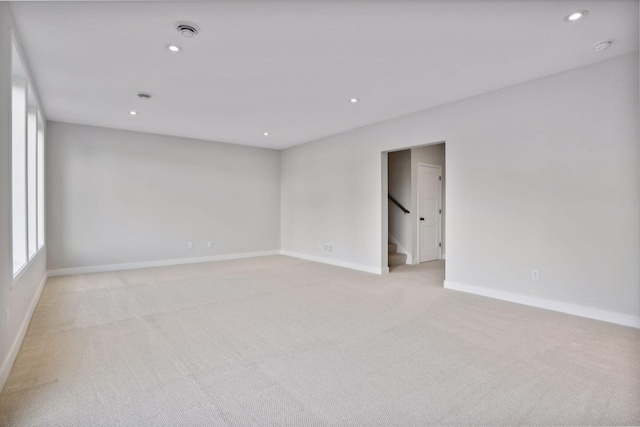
[388,194,410,214]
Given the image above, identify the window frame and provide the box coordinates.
[11,32,46,286]
[10,52,28,278]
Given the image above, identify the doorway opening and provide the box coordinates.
[382,142,446,272]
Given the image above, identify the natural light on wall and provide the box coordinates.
[11,40,45,278]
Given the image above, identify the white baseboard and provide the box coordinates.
[280,250,382,275]
[48,250,281,276]
[444,280,640,329]
[0,272,48,393]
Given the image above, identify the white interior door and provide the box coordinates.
[418,164,441,262]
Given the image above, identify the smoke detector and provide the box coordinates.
[137,92,152,100]
[176,22,200,38]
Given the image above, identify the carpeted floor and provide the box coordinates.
[0,255,638,426]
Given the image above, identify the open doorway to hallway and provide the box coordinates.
[383,142,446,271]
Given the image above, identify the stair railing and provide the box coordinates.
[388,194,410,214]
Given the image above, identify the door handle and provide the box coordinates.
[420,217,424,221]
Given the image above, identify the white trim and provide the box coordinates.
[444,280,640,329]
[280,250,382,275]
[0,272,48,393]
[12,247,44,288]
[48,250,281,276]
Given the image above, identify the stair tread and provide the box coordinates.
[388,252,407,267]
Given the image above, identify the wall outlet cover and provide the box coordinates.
[531,269,540,280]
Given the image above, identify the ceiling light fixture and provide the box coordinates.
[176,22,200,38]
[565,10,587,22]
[263,132,269,136]
[166,44,181,52]
[129,111,138,115]
[350,98,359,103]
[594,40,612,51]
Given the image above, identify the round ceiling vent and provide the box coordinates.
[594,40,612,51]
[176,22,200,38]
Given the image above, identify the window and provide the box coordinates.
[27,88,38,258]
[12,41,45,278]
[37,112,45,249]
[12,46,27,275]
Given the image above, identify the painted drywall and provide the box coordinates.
[387,150,411,258]
[0,3,49,392]
[411,143,446,262]
[47,122,281,270]
[281,52,640,322]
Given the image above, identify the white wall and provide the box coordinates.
[411,143,445,261]
[281,136,383,272]
[47,122,281,271]
[387,150,411,257]
[281,53,640,325]
[0,2,49,392]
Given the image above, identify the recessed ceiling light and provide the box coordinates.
[565,10,588,22]
[350,98,359,103]
[166,44,181,52]
[129,111,138,115]
[594,40,612,51]
[263,132,269,136]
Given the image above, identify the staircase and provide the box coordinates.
[388,243,407,268]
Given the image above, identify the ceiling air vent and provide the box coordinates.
[176,22,200,38]
[137,92,152,100]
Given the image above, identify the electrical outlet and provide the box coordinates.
[188,242,194,249]
[208,241,213,248]
[531,269,540,280]
[322,243,334,254]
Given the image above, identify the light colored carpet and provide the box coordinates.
[1,255,638,426]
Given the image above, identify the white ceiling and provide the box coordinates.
[10,0,639,149]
